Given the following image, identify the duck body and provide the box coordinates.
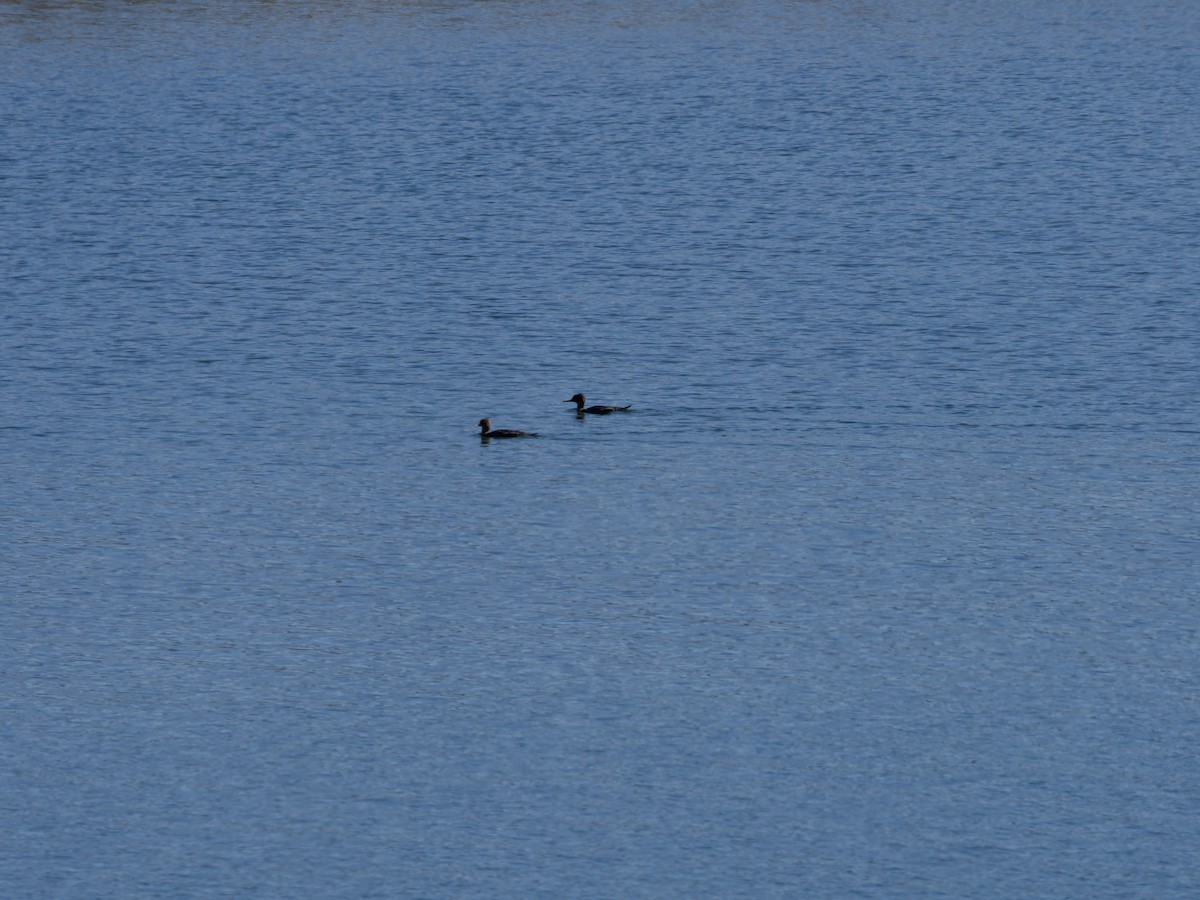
[565,393,632,415]
[478,418,538,438]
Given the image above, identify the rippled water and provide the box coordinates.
[3,1,1199,896]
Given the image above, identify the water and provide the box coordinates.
[3,1,1199,896]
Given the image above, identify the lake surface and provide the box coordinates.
[3,1,1198,896]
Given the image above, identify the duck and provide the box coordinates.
[564,393,632,415]
[478,418,538,439]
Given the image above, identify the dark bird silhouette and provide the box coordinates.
[478,418,538,439]
[564,393,632,415]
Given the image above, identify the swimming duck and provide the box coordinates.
[478,418,538,439]
[564,393,632,414]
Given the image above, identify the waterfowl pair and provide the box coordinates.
[480,393,631,438]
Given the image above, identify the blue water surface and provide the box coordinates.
[2,1,1199,896]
